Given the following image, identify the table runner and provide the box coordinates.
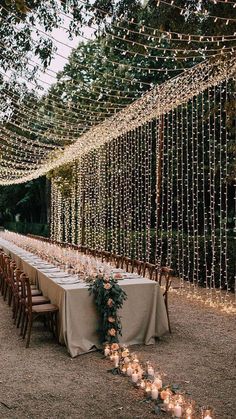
[0,236,169,357]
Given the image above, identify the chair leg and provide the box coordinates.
[3,281,8,301]
[165,297,171,334]
[26,317,33,348]
[20,308,26,336]
[54,312,59,342]
[12,295,16,319]
[17,305,22,328]
[8,288,13,306]
[23,316,29,340]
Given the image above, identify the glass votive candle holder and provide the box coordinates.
[201,406,214,419]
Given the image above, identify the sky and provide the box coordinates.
[32,14,95,92]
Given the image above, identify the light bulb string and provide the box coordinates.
[75,0,236,38]
[157,0,236,23]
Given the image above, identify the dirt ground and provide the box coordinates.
[0,287,235,419]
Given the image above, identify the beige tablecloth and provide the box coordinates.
[0,237,169,357]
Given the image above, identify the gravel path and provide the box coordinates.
[0,290,235,419]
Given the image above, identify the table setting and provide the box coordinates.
[0,231,169,357]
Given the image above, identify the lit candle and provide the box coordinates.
[145,383,152,397]
[121,366,126,374]
[151,386,159,400]
[104,346,110,357]
[203,410,212,419]
[173,403,182,418]
[140,380,146,389]
[154,376,162,389]
[186,407,192,419]
[113,352,119,368]
[138,368,143,380]
[147,366,154,377]
[131,371,139,383]
[127,364,133,376]
[163,396,170,406]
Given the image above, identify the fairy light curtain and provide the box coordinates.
[50,73,235,295]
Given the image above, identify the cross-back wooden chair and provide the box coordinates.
[21,274,59,348]
[122,256,133,273]
[3,254,11,302]
[109,254,122,269]
[0,249,4,293]
[143,262,156,280]
[132,259,146,276]
[101,250,111,263]
[8,260,18,311]
[156,266,173,333]
[18,273,50,335]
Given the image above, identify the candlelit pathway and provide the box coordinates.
[0,290,235,418]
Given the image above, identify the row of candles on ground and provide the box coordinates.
[104,343,214,419]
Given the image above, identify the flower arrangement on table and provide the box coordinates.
[88,273,127,344]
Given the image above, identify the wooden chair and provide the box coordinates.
[101,250,111,263]
[0,249,4,293]
[80,245,88,254]
[12,267,42,324]
[132,259,146,276]
[21,274,59,348]
[110,253,123,269]
[17,273,50,334]
[122,256,133,273]
[3,255,11,302]
[143,262,156,280]
[156,266,173,333]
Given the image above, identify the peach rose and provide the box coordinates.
[111,343,119,351]
[104,283,111,290]
[107,298,113,307]
[108,316,115,323]
[108,328,116,336]
[160,389,172,400]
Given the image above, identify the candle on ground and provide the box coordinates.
[127,364,133,376]
[132,371,139,383]
[104,346,110,357]
[113,353,119,368]
[174,403,182,418]
[151,386,159,400]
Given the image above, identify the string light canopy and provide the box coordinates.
[0,54,235,185]
[156,0,236,23]
[50,68,235,313]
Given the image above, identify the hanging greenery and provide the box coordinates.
[88,276,127,344]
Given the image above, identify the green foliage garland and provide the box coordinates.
[89,276,127,344]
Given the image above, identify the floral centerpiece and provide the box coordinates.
[88,274,127,344]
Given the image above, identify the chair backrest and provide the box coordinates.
[123,256,133,273]
[109,254,122,269]
[3,255,10,278]
[132,259,146,276]
[20,273,32,314]
[158,267,173,294]
[101,250,111,262]
[15,268,23,295]
[9,261,17,290]
[144,262,156,280]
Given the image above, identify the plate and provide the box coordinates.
[56,278,81,284]
[49,272,71,278]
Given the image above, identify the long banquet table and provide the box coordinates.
[0,236,169,357]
